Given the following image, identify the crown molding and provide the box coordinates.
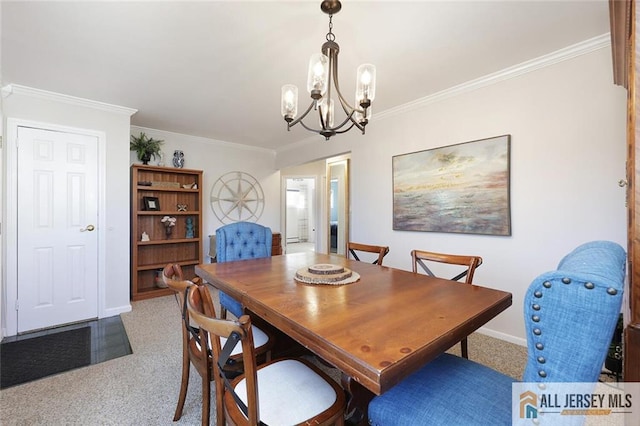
[130,125,276,156]
[376,33,611,121]
[1,84,138,116]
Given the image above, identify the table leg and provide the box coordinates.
[341,372,374,426]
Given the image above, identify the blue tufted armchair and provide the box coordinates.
[368,240,626,426]
[215,221,272,318]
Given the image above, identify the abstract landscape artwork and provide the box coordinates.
[393,135,511,235]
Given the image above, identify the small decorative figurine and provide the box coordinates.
[173,150,185,168]
[141,231,150,242]
[161,216,177,238]
[185,217,194,239]
[177,204,188,212]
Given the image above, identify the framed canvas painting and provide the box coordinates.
[392,135,511,236]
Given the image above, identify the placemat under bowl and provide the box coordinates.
[294,263,360,286]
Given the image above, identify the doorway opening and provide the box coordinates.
[327,159,349,256]
[285,177,316,254]
[280,154,350,256]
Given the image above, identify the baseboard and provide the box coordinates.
[477,326,527,347]
[102,304,132,318]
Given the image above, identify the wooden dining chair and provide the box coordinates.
[347,242,389,266]
[162,264,209,424]
[162,264,274,426]
[186,284,347,426]
[411,250,483,358]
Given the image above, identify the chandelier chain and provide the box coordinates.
[326,14,335,41]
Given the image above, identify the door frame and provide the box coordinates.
[326,158,350,256]
[3,118,107,336]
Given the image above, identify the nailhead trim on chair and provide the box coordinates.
[530,272,622,381]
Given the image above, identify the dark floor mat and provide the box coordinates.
[1,326,91,389]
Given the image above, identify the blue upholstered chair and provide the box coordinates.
[368,240,626,426]
[215,221,272,318]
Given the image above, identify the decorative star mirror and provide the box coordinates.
[210,171,265,223]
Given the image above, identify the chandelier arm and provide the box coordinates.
[287,101,316,129]
[325,48,334,126]
[349,118,366,133]
[328,113,359,132]
[330,52,365,114]
[298,116,323,133]
[319,108,328,130]
[334,122,358,134]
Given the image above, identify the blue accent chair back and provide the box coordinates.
[368,240,626,426]
[215,222,272,318]
[522,241,626,382]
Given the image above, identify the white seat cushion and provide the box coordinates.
[195,325,270,354]
[233,359,338,425]
[223,324,269,356]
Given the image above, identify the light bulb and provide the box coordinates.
[360,70,372,85]
[319,98,334,128]
[281,84,298,119]
[356,64,376,102]
[307,53,329,98]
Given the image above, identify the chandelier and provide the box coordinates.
[280,0,376,140]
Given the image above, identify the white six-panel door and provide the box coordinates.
[17,126,99,333]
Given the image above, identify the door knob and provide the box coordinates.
[81,225,95,232]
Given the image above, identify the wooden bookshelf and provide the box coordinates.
[130,164,203,301]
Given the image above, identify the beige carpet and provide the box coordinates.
[0,288,608,425]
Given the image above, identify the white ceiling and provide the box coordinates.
[1,1,611,151]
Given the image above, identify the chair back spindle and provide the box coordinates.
[347,242,389,266]
[411,249,483,359]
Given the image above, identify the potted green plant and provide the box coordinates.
[130,132,164,165]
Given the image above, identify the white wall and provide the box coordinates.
[1,86,135,336]
[275,46,627,345]
[129,126,281,262]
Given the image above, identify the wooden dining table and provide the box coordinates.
[196,251,512,420]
